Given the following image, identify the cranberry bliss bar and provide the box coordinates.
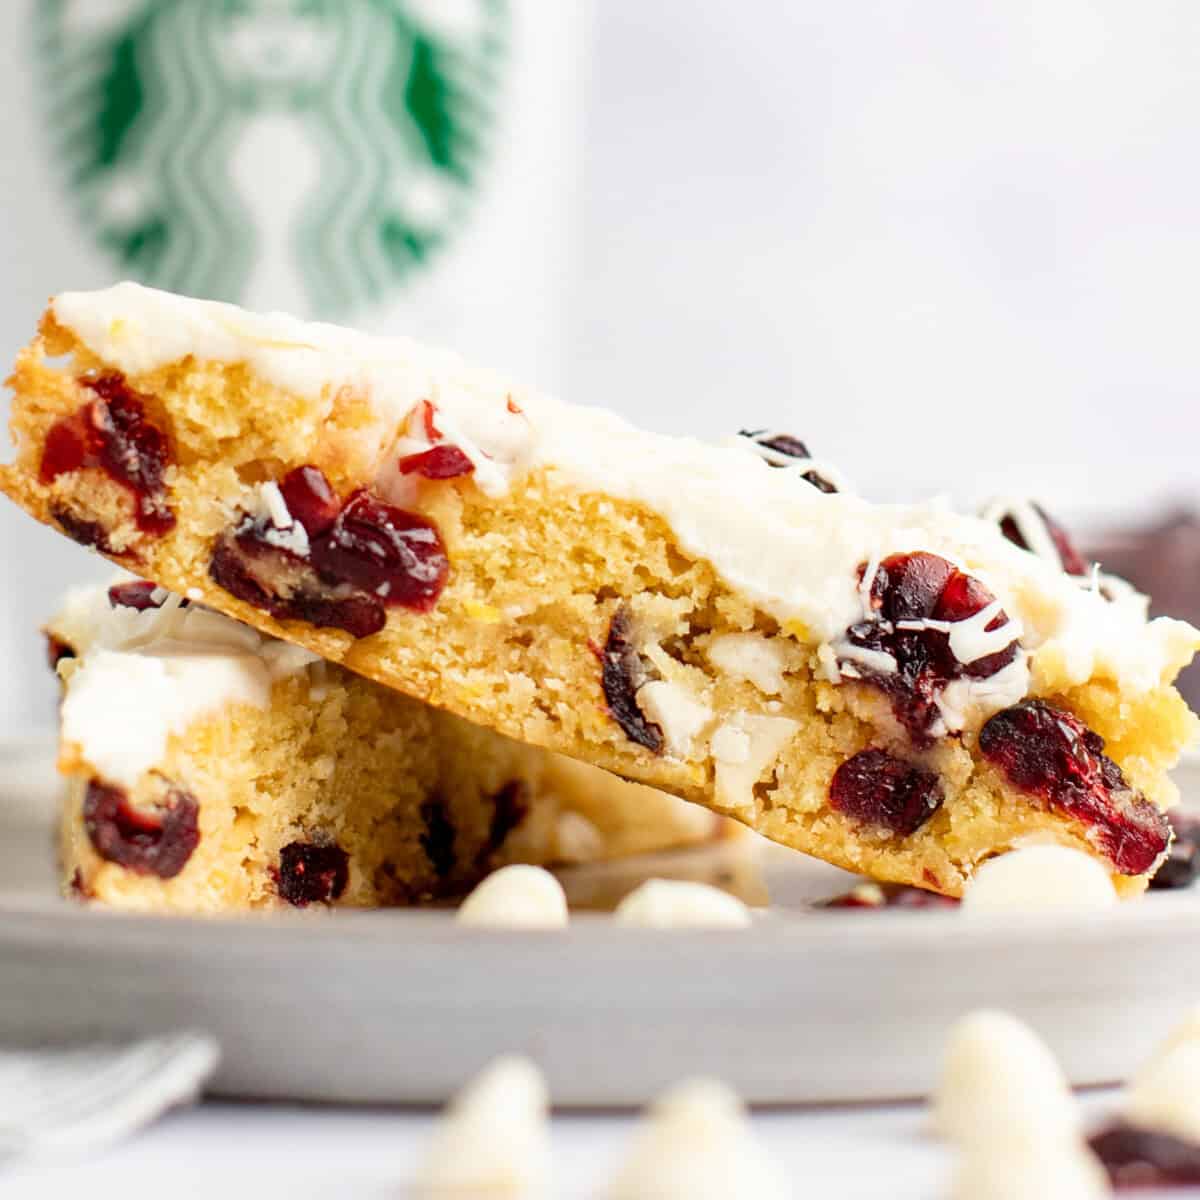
[6,283,1198,896]
[50,579,722,912]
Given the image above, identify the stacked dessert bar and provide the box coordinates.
[3,283,1197,909]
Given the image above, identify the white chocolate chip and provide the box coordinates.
[1124,1043,1200,1143]
[259,480,291,529]
[709,723,751,765]
[951,1144,1111,1200]
[554,810,606,864]
[413,1056,550,1198]
[712,714,798,817]
[705,634,788,695]
[614,879,752,929]
[607,1078,787,1200]
[961,846,1117,914]
[456,866,568,929]
[934,1010,1078,1146]
[635,680,713,758]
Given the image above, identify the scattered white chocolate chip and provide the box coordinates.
[705,633,788,696]
[413,1056,550,1198]
[961,846,1117,914]
[614,879,752,929]
[1124,1042,1200,1143]
[635,680,713,758]
[456,865,568,929]
[951,1144,1111,1200]
[934,1010,1078,1146]
[607,1078,787,1200]
[712,714,798,818]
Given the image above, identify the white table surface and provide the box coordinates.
[6,1089,1200,1200]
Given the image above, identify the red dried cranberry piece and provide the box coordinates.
[398,444,475,480]
[40,412,90,482]
[209,539,386,638]
[107,580,164,611]
[275,841,349,906]
[1089,1121,1200,1187]
[1151,812,1200,890]
[738,428,838,493]
[40,375,175,535]
[842,552,1020,745]
[825,883,959,909]
[477,781,529,866]
[83,779,199,878]
[979,700,1170,875]
[420,800,457,878]
[49,503,118,554]
[998,502,1088,577]
[310,491,448,611]
[210,471,449,637]
[599,606,664,753]
[829,748,944,836]
[278,465,340,536]
[46,634,75,669]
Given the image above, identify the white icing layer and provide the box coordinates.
[52,579,320,788]
[52,284,1200,708]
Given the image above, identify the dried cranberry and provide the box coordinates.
[738,428,838,493]
[825,882,959,909]
[83,779,199,878]
[40,412,89,481]
[209,539,386,638]
[1151,812,1200,890]
[997,502,1088,577]
[278,466,340,536]
[841,552,1020,745]
[46,634,75,669]
[41,374,175,535]
[310,491,448,609]
[477,781,529,866]
[979,700,1170,876]
[420,801,456,878]
[208,469,449,638]
[599,606,663,753]
[398,444,475,480]
[107,580,164,611]
[829,749,944,836]
[1089,1121,1200,1187]
[274,841,349,906]
[50,503,117,554]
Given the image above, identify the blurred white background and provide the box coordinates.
[3,0,1200,731]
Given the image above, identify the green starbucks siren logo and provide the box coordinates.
[36,0,508,316]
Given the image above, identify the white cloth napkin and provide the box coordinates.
[0,1032,219,1164]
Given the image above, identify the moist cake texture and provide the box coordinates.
[6,283,1199,897]
[51,579,720,912]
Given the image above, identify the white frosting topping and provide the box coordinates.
[52,580,320,788]
[51,285,1200,709]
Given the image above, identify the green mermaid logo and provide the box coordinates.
[36,0,508,316]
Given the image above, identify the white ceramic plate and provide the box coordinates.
[2,739,1198,1107]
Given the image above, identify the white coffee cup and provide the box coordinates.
[0,0,589,734]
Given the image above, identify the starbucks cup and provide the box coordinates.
[0,0,590,733]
